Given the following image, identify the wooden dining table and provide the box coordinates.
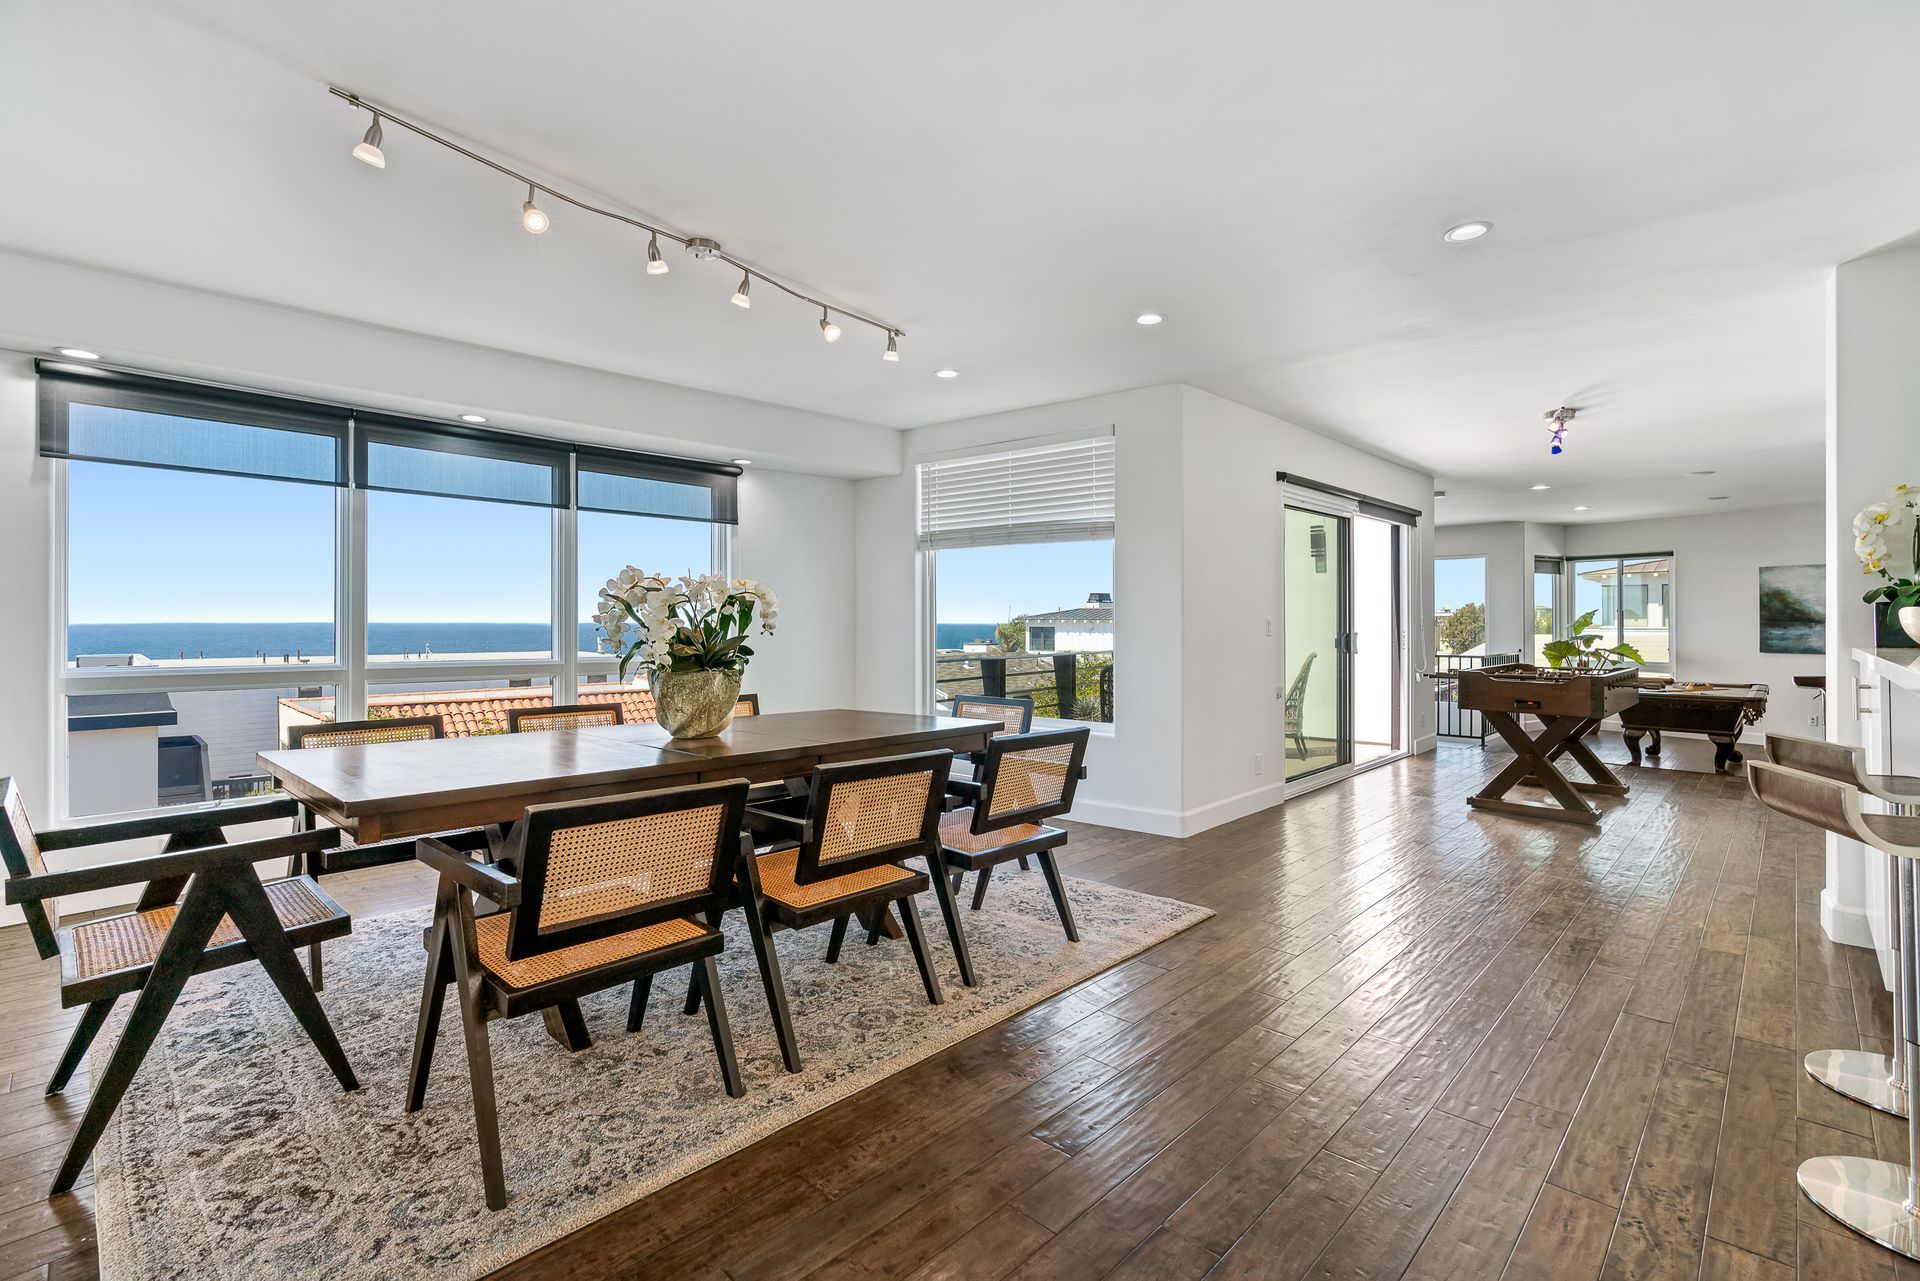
[256,708,994,843]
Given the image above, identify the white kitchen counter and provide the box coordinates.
[1849,647,1920,985]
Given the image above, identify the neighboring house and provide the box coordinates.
[1016,592,1114,652]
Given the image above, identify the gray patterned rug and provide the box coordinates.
[90,869,1209,1280]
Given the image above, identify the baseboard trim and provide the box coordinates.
[1821,884,1876,948]
[1414,734,1438,755]
[1070,782,1287,839]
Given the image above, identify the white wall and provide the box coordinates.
[732,468,857,712]
[1562,505,1827,735]
[1433,522,1527,656]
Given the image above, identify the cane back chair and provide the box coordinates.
[735,692,761,717]
[689,751,954,1073]
[946,695,1036,868]
[0,779,358,1196]
[1285,653,1318,759]
[507,703,626,733]
[407,779,752,1210]
[939,727,1090,959]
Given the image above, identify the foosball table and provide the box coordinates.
[1453,662,1641,826]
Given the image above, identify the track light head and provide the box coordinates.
[521,184,550,234]
[883,331,900,361]
[646,232,668,275]
[732,273,752,308]
[352,114,386,168]
[820,309,841,343]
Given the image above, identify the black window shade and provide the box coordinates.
[356,413,571,508]
[576,446,739,525]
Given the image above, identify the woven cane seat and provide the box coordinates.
[939,808,1049,855]
[65,877,336,981]
[474,912,709,989]
[754,846,915,909]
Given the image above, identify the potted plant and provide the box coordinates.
[1540,610,1645,670]
[1856,485,1920,645]
[595,569,778,738]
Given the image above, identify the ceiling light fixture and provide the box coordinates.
[459,413,488,424]
[352,113,386,168]
[1544,405,1577,455]
[731,458,751,466]
[1442,221,1493,242]
[1135,312,1164,325]
[883,331,900,362]
[327,88,905,353]
[819,308,841,343]
[1529,484,1551,491]
[520,184,550,234]
[935,369,959,379]
[56,348,101,360]
[1573,505,1592,512]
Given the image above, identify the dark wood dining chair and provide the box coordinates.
[685,751,955,1073]
[506,703,626,732]
[0,777,359,1196]
[938,727,1091,951]
[282,713,454,989]
[406,779,753,1211]
[946,695,1037,870]
[735,692,761,717]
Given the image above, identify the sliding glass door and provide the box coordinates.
[1284,505,1348,781]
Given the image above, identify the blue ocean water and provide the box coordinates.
[935,622,998,650]
[68,622,608,661]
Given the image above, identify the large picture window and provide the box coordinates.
[46,361,736,818]
[1571,554,1674,671]
[919,434,1115,725]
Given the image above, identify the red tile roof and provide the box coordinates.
[279,685,659,738]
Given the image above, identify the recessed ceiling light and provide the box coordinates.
[1573,505,1592,512]
[1529,484,1551,491]
[935,369,959,379]
[1442,221,1493,243]
[459,413,488,424]
[731,458,751,466]
[1135,313,1164,326]
[56,348,100,360]
[1686,469,1716,477]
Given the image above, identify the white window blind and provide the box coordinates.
[917,434,1115,549]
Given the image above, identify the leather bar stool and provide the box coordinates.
[1750,760,1920,1259]
[1767,734,1920,1117]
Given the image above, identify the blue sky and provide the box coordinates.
[935,540,1114,623]
[68,462,715,624]
[1433,556,1487,611]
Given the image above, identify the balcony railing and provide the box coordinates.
[934,650,1113,722]
[1432,652,1521,741]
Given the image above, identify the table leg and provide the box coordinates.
[1469,711,1602,825]
[1623,730,1645,766]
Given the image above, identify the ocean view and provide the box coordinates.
[69,622,609,661]
[935,622,998,649]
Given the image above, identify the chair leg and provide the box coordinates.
[683,967,704,1016]
[446,895,508,1211]
[825,914,850,963]
[221,874,358,1091]
[308,942,324,993]
[627,971,653,1033]
[897,894,944,1006]
[970,866,993,911]
[865,904,891,946]
[742,900,802,1073]
[925,852,977,987]
[407,905,453,1113]
[697,957,746,1099]
[50,877,229,1195]
[948,870,964,897]
[46,996,116,1096]
[541,1000,592,1052]
[1035,849,1079,943]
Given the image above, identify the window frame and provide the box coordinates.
[1565,552,1677,674]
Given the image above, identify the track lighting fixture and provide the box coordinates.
[521,184,550,234]
[329,88,906,353]
[352,114,386,168]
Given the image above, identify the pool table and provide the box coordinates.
[1616,681,1769,772]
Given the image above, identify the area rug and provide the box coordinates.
[89,869,1210,1280]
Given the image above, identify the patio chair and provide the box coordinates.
[406,779,753,1211]
[938,727,1091,960]
[0,778,358,1196]
[676,751,954,1073]
[1285,652,1318,758]
[506,703,625,732]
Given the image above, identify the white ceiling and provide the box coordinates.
[3,1,1918,521]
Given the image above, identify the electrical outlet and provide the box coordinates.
[1809,713,1821,727]
[1254,752,1264,775]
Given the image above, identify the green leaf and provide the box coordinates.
[1867,585,1893,604]
[1567,610,1598,636]
[1541,639,1578,669]
[1609,641,1646,664]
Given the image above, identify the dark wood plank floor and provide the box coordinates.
[2,742,1912,1280]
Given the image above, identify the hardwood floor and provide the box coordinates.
[1,742,1911,1279]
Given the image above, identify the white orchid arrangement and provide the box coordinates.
[1856,484,1920,614]
[594,569,778,680]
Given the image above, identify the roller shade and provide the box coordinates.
[356,414,571,508]
[917,434,1115,550]
[576,447,739,525]
[37,361,347,486]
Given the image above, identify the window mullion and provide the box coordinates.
[555,499,577,705]
[341,483,368,720]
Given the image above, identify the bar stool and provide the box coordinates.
[1767,733,1920,1117]
[1750,760,1920,1259]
